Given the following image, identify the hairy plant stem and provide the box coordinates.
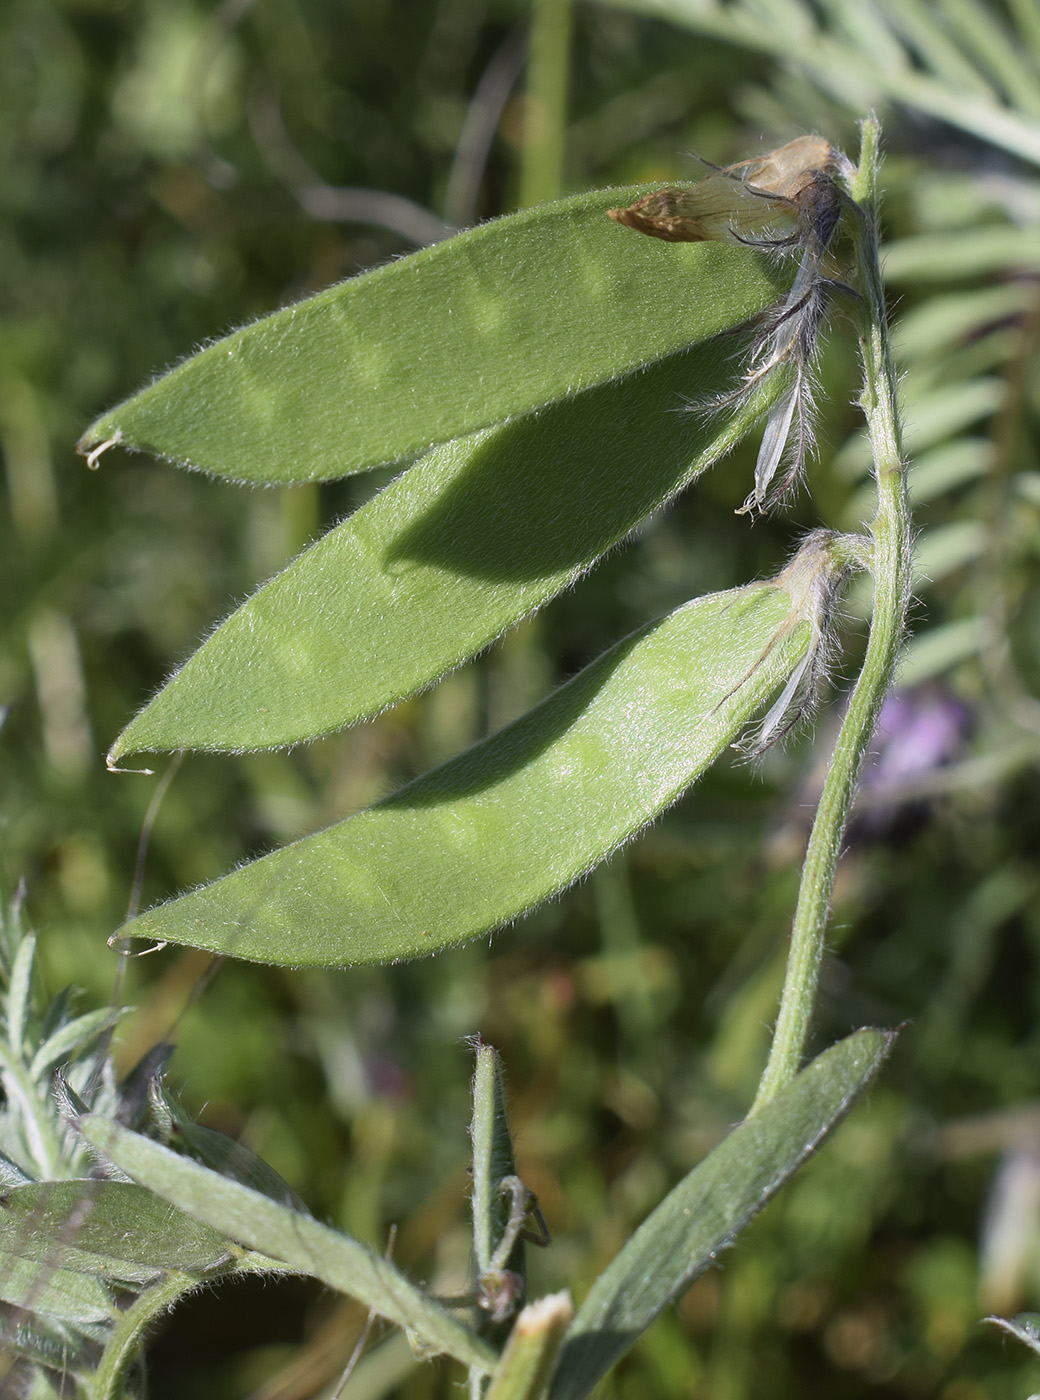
[90,1270,199,1400]
[752,117,910,1114]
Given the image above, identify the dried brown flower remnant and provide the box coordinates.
[609,136,849,512]
[608,135,839,245]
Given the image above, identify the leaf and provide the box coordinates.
[904,377,1004,453]
[909,438,992,504]
[153,1086,309,1212]
[894,285,1028,362]
[0,1312,104,1379]
[898,616,982,685]
[882,227,1040,283]
[0,1246,164,1319]
[0,1256,113,1325]
[547,1029,896,1400]
[30,1008,128,1078]
[110,338,775,758]
[914,520,984,585]
[5,931,36,1052]
[984,1312,1040,1359]
[1,1187,229,1276]
[470,1040,521,1279]
[116,581,814,967]
[598,0,1040,167]
[0,1180,231,1278]
[73,1114,498,1374]
[0,1188,118,1323]
[486,1294,574,1400]
[78,189,786,485]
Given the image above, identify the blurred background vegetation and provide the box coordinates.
[3,0,1040,1395]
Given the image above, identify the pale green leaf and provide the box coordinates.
[985,1312,1040,1359]
[486,1294,574,1400]
[883,227,1040,283]
[930,0,1040,118]
[0,1257,113,1325]
[30,1008,128,1079]
[74,1114,498,1374]
[0,1180,230,1277]
[116,582,813,967]
[894,285,1028,363]
[548,1029,895,1400]
[2,1317,103,1385]
[898,617,982,685]
[909,438,992,503]
[79,188,785,485]
[6,932,36,1053]
[1015,470,1040,508]
[153,1087,308,1212]
[0,1204,116,1323]
[599,0,1040,166]
[877,0,995,99]
[914,520,984,585]
[904,377,1004,453]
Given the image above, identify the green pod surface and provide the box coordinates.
[78,188,786,484]
[118,581,812,967]
[110,340,776,758]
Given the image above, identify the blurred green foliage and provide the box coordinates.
[3,0,1040,1395]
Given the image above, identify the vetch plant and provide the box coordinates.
[2,0,1039,1386]
[0,899,890,1399]
[52,116,917,1395]
[0,892,290,1399]
[0,109,929,1400]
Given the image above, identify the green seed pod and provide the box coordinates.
[116,533,857,968]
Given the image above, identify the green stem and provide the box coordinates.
[752,117,911,1114]
[519,0,573,207]
[91,1271,199,1400]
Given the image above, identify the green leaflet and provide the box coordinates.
[470,1041,522,1284]
[110,341,776,757]
[150,1090,308,1213]
[117,582,812,967]
[0,1181,230,1282]
[78,187,786,485]
[73,1115,497,1375]
[0,1252,113,1326]
[0,1187,118,1323]
[548,1029,895,1400]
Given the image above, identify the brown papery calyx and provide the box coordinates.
[608,135,840,246]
